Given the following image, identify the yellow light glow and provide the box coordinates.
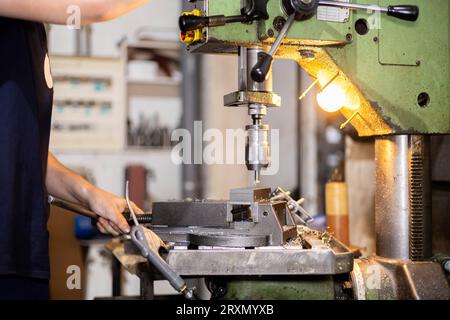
[317,84,347,112]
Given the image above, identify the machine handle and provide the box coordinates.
[318,1,419,22]
[179,14,254,32]
[179,0,269,32]
[130,225,195,299]
[179,15,211,32]
[251,52,274,83]
[387,5,419,22]
[251,13,295,82]
[48,196,152,225]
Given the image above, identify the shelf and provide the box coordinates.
[127,79,180,97]
[51,146,174,155]
[127,77,180,87]
[123,39,182,98]
[124,146,174,152]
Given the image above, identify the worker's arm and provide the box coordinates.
[0,0,149,25]
[46,152,143,236]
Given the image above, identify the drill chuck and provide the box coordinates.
[245,124,270,174]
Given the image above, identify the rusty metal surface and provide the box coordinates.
[107,239,146,275]
[112,225,353,277]
[352,256,450,300]
[409,135,432,260]
[165,247,352,276]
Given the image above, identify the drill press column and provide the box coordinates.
[375,135,410,260]
[375,135,432,260]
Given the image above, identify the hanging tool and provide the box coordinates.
[125,182,195,300]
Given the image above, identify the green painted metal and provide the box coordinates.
[207,0,350,45]
[191,0,450,135]
[221,277,336,300]
[208,0,257,45]
[328,0,450,134]
[263,1,351,43]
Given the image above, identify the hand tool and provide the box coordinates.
[125,182,196,300]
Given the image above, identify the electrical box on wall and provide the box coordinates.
[49,56,126,151]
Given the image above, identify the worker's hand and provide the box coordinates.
[86,187,144,236]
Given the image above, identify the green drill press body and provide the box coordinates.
[188,0,450,136]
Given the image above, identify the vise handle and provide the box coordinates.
[48,195,152,225]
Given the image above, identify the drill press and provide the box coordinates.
[176,0,450,299]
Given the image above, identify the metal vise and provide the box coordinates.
[150,187,298,247]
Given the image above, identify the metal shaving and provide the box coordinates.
[295,225,333,246]
[286,236,305,247]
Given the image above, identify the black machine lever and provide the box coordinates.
[387,5,419,21]
[179,0,269,32]
[251,14,296,82]
[318,1,419,22]
[179,15,246,32]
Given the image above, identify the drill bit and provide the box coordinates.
[254,170,261,185]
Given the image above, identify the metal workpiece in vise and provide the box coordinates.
[150,187,300,247]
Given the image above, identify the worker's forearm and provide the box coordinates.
[46,152,140,235]
[97,0,150,22]
[46,152,94,205]
[0,0,149,25]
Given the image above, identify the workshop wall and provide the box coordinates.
[202,55,248,199]
[49,0,180,56]
[265,59,299,193]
